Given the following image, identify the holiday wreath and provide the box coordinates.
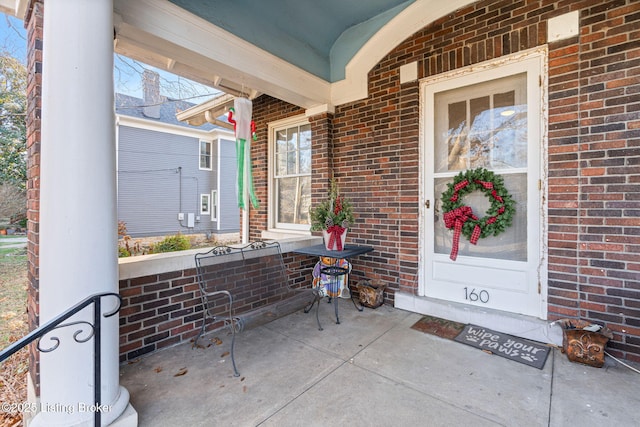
[441,167,515,261]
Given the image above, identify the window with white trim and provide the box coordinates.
[199,140,212,170]
[200,193,210,215]
[269,118,312,230]
[211,190,218,221]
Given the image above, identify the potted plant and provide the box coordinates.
[309,179,355,251]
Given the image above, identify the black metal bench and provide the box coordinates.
[194,241,306,377]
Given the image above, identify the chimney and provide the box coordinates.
[142,70,164,119]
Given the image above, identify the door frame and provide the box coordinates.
[418,46,549,320]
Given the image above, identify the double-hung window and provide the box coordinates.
[199,140,212,170]
[211,190,218,221]
[270,119,312,230]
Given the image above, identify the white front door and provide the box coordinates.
[420,49,547,319]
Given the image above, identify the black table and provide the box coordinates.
[294,244,374,330]
[293,244,374,259]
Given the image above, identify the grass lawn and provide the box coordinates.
[0,245,28,346]
[0,243,28,426]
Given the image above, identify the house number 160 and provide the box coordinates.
[464,287,490,303]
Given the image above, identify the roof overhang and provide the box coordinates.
[0,0,27,18]
[113,0,476,112]
[113,0,331,110]
[175,93,238,130]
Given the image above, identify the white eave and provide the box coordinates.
[0,0,27,17]
[175,93,239,130]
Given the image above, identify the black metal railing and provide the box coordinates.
[0,292,122,426]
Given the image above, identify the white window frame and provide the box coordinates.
[211,190,218,221]
[199,140,212,170]
[200,193,210,215]
[268,115,312,232]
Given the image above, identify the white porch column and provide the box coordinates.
[33,0,131,425]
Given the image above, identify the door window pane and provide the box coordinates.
[434,173,527,261]
[433,73,528,261]
[435,73,527,173]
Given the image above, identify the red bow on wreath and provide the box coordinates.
[326,224,346,251]
[443,206,480,261]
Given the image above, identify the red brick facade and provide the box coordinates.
[24,0,43,393]
[118,252,313,362]
[23,0,640,384]
[546,1,640,361]
[247,0,640,362]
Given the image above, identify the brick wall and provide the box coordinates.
[118,252,314,362]
[308,113,334,209]
[545,1,640,361]
[24,0,43,394]
[249,0,640,361]
[23,0,639,377]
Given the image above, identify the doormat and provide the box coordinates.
[454,325,550,370]
[410,315,466,340]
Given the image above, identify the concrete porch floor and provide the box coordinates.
[120,301,640,426]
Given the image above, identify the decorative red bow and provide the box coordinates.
[443,206,480,261]
[475,179,504,203]
[326,225,346,251]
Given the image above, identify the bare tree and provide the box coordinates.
[0,182,25,223]
[114,54,218,103]
[0,49,27,188]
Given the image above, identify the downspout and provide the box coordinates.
[178,166,182,214]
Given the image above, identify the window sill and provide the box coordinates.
[261,229,311,240]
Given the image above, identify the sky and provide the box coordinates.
[1,13,26,61]
[0,12,218,102]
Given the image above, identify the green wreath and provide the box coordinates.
[440,167,516,260]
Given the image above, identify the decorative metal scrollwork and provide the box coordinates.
[210,246,233,256]
[37,320,95,353]
[249,241,268,250]
[0,292,122,427]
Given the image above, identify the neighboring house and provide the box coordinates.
[115,71,239,238]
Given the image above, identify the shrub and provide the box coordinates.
[149,234,191,254]
[118,246,130,258]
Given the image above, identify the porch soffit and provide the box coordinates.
[0,0,27,17]
[175,93,236,129]
[113,0,474,110]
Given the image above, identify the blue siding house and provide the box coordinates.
[115,71,238,238]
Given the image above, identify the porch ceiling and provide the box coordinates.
[166,0,414,83]
[113,0,475,110]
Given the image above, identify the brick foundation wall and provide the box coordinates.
[118,252,314,362]
[249,0,640,361]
